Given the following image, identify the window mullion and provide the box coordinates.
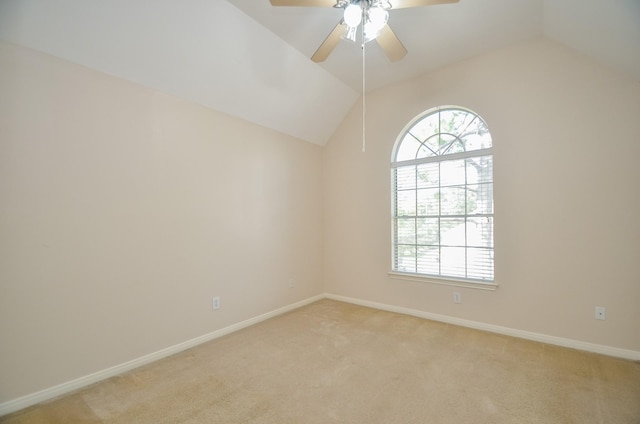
[438,161,442,277]
[414,165,419,274]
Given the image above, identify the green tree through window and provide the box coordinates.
[391,106,494,283]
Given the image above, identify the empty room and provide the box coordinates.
[1,0,639,422]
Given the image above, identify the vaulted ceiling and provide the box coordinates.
[1,0,638,146]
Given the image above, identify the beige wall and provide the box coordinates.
[2,36,640,407]
[323,38,640,352]
[0,42,323,402]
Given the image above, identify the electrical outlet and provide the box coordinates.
[453,292,462,304]
[288,278,295,288]
[595,306,605,320]
[212,296,220,310]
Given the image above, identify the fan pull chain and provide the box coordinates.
[361,12,366,153]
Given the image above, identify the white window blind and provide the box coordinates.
[391,107,494,284]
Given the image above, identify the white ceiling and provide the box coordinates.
[1,0,639,146]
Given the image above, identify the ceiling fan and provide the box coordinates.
[270,0,459,63]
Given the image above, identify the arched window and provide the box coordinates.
[391,106,494,285]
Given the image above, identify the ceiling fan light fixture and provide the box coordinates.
[343,3,363,27]
[342,1,389,43]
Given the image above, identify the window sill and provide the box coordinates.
[388,272,498,291]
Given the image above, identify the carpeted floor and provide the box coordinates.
[2,299,640,423]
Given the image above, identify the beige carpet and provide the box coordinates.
[2,299,640,423]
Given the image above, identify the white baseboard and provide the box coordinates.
[3,292,638,417]
[0,294,324,417]
[325,293,640,361]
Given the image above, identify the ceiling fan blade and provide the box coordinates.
[388,0,458,9]
[311,22,347,62]
[376,24,407,62]
[270,0,337,6]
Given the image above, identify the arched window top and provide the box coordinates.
[393,106,492,164]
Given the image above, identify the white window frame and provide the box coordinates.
[389,106,497,290]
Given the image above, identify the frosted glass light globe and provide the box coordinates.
[368,6,388,32]
[343,4,363,28]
